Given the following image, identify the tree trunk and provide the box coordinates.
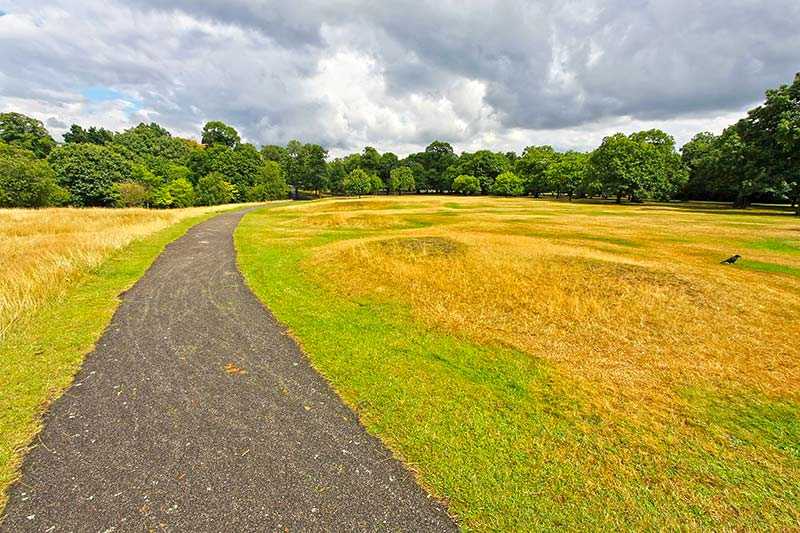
[616,193,622,204]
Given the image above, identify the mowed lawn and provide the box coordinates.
[0,204,246,510]
[235,196,800,530]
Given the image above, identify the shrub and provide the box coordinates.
[452,174,481,195]
[197,172,237,205]
[114,182,151,207]
[491,171,524,196]
[153,177,195,208]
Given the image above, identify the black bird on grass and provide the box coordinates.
[721,254,741,264]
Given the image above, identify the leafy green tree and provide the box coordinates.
[112,123,193,166]
[589,133,663,202]
[0,112,56,158]
[301,143,329,194]
[452,174,481,195]
[344,168,372,197]
[629,129,688,200]
[63,124,114,145]
[379,152,399,184]
[516,145,557,197]
[735,73,800,212]
[326,158,349,194]
[454,150,509,193]
[196,172,237,205]
[48,143,132,206]
[545,151,588,200]
[360,146,382,176]
[247,161,289,201]
[201,121,241,148]
[0,143,64,207]
[369,173,384,194]
[408,141,457,192]
[389,166,415,194]
[260,144,286,162]
[203,143,261,199]
[491,171,524,196]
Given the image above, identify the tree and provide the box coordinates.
[63,124,114,145]
[301,143,329,194]
[389,166,415,194]
[260,144,286,162]
[201,121,241,148]
[196,172,237,205]
[629,129,688,200]
[369,173,384,194]
[247,161,289,201]
[414,141,458,192]
[589,133,667,202]
[516,145,557,197]
[545,151,588,200]
[0,112,56,158]
[360,146,382,176]
[48,143,132,206]
[491,171,524,196]
[112,122,192,165]
[203,143,262,200]
[452,174,481,195]
[343,168,372,197]
[453,150,509,193]
[379,152,399,184]
[0,143,64,207]
[735,73,800,212]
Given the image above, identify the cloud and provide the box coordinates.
[1,0,797,155]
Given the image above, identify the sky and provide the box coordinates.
[0,0,798,157]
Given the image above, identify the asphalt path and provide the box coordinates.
[2,209,456,532]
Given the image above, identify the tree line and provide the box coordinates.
[0,73,797,213]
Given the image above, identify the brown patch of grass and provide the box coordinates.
[0,205,241,340]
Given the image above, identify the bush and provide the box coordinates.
[197,172,237,205]
[48,143,132,206]
[452,174,481,195]
[114,182,151,207]
[246,161,289,201]
[0,143,63,207]
[491,171,524,196]
[153,177,195,208]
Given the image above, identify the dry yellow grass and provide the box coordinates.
[0,205,241,340]
[301,197,800,411]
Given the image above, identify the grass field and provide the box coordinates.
[0,204,247,510]
[236,196,800,530]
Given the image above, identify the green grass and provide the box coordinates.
[738,259,800,277]
[747,238,800,254]
[0,210,225,510]
[235,204,800,530]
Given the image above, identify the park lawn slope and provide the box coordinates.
[235,197,800,530]
[0,209,230,511]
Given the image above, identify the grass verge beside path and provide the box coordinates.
[235,199,800,531]
[0,209,233,511]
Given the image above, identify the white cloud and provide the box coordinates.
[0,0,795,154]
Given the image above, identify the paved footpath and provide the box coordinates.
[2,209,456,532]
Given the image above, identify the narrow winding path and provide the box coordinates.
[2,209,455,532]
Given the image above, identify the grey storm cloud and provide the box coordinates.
[1,0,798,154]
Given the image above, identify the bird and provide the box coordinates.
[721,254,741,264]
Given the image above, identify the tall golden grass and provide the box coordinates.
[298,197,800,412]
[0,205,237,339]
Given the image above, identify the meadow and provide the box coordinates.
[236,196,800,530]
[0,204,245,509]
